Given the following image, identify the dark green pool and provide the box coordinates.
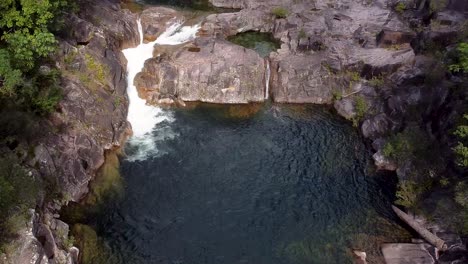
[70,104,410,264]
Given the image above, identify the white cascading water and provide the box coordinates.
[265,59,271,100]
[122,19,200,161]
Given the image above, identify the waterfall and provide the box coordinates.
[122,19,200,161]
[265,59,271,100]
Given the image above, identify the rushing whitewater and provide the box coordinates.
[122,19,200,161]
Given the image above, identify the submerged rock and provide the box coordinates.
[140,7,183,43]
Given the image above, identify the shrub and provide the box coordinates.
[0,156,39,244]
[455,182,468,208]
[298,28,307,39]
[382,128,431,164]
[430,0,448,13]
[351,96,368,127]
[368,76,385,88]
[449,43,468,73]
[453,142,468,167]
[271,7,289,18]
[453,114,468,167]
[18,69,62,116]
[348,71,361,82]
[396,180,424,208]
[332,91,343,101]
[84,54,108,84]
[395,2,406,13]
[354,97,368,118]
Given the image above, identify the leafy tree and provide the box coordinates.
[0,0,68,96]
[0,50,22,95]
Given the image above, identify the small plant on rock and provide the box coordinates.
[298,28,307,39]
[394,2,406,14]
[368,76,385,88]
[271,7,289,19]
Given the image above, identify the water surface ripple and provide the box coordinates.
[95,105,398,264]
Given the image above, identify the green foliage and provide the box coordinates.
[271,7,289,18]
[84,54,108,84]
[395,2,406,13]
[348,71,361,82]
[332,91,343,101]
[0,0,68,109]
[298,28,307,39]
[449,43,468,73]
[429,0,448,13]
[440,177,450,187]
[355,96,368,117]
[455,182,468,208]
[0,155,39,242]
[454,182,468,233]
[0,49,23,95]
[453,114,468,167]
[453,142,468,167]
[382,128,431,164]
[395,180,425,208]
[63,235,75,249]
[17,69,62,115]
[72,224,117,264]
[368,76,384,88]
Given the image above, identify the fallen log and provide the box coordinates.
[392,205,447,251]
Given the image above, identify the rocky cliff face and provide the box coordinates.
[134,0,418,105]
[3,1,140,263]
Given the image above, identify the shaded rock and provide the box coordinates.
[361,113,394,139]
[445,0,468,12]
[37,224,57,259]
[377,30,416,49]
[77,0,139,49]
[2,210,48,264]
[373,150,398,171]
[334,97,356,120]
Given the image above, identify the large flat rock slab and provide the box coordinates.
[381,243,435,264]
[135,38,266,104]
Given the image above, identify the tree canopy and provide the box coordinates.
[0,0,67,96]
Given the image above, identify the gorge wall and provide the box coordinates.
[2,0,467,263]
[2,0,140,263]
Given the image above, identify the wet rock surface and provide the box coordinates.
[140,7,183,43]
